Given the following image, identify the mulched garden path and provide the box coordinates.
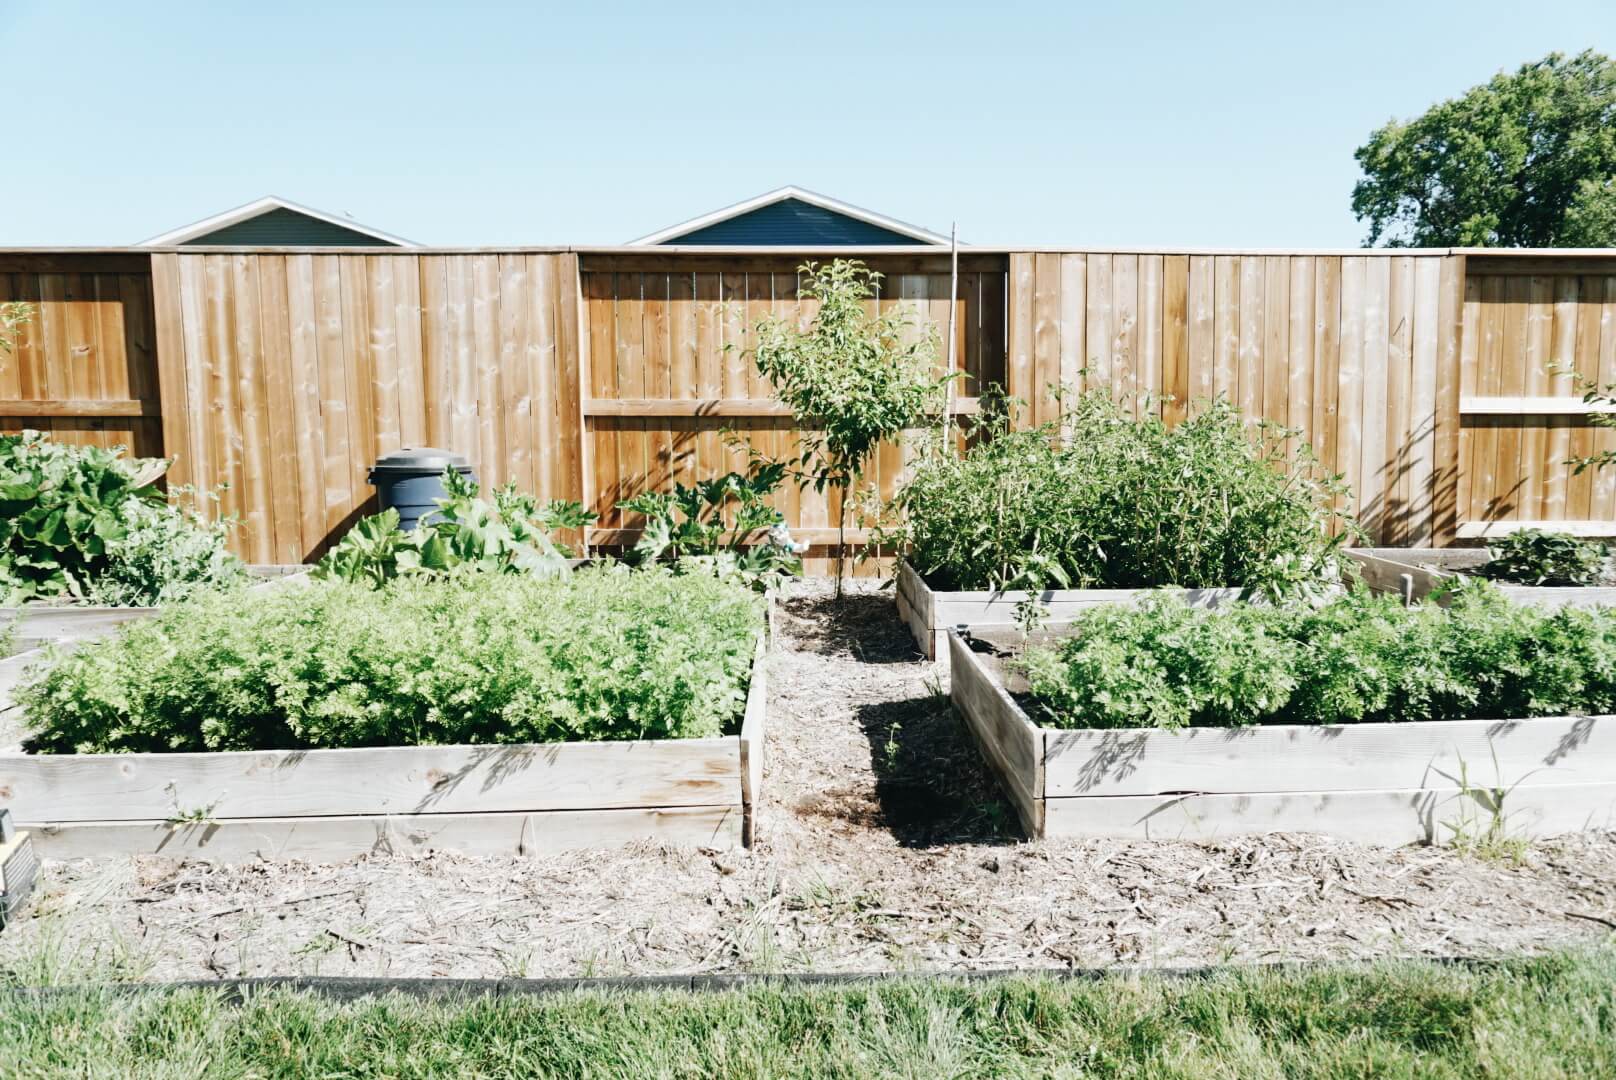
[7,581,1616,982]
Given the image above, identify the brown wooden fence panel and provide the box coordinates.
[150,252,583,562]
[1458,268,1616,537]
[578,254,1007,574]
[1004,252,1466,545]
[0,254,162,460]
[18,246,1616,564]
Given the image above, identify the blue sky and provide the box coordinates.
[2,1,1612,248]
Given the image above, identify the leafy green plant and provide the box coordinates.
[1019,580,1616,730]
[1477,529,1609,587]
[314,468,596,586]
[86,490,244,606]
[0,431,240,605]
[20,567,764,753]
[618,459,804,593]
[752,259,953,595]
[892,392,1352,602]
[0,301,34,355]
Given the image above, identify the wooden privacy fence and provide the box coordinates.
[148,252,583,564]
[1003,252,1466,546]
[579,253,1005,569]
[4,246,1616,562]
[0,254,163,459]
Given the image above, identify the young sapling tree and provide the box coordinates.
[752,260,952,595]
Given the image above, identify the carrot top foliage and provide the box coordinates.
[20,568,764,754]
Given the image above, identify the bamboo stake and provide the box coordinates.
[943,222,958,456]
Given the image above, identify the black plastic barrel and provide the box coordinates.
[367,448,475,532]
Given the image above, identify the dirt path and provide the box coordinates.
[7,582,1616,982]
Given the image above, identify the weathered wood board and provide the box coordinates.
[1349,548,1616,609]
[947,630,1616,844]
[898,559,1242,664]
[25,806,740,862]
[0,566,309,650]
[0,627,769,858]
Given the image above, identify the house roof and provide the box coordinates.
[629,186,950,246]
[139,196,414,247]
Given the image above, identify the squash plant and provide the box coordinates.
[0,431,238,605]
[315,467,596,586]
[618,460,804,593]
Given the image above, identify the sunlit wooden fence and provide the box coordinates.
[3,246,1613,563]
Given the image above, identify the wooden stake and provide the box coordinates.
[943,222,959,456]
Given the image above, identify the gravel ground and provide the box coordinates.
[6,580,1616,982]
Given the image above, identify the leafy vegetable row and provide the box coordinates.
[1021,582,1616,730]
[20,567,764,754]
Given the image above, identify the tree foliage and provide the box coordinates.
[1352,50,1616,247]
[752,259,951,592]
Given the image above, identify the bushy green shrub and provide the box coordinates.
[20,567,764,754]
[314,468,595,586]
[1020,581,1616,730]
[1477,529,1610,586]
[893,394,1351,601]
[0,431,240,605]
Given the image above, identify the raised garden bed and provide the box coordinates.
[0,566,307,652]
[949,627,1616,844]
[0,634,766,860]
[1348,548,1616,608]
[896,559,1242,664]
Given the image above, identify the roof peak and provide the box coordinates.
[630,187,949,246]
[140,196,413,247]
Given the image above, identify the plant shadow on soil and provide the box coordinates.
[853,693,1024,848]
[781,584,1023,848]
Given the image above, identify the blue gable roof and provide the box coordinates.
[663,198,924,246]
[181,207,401,247]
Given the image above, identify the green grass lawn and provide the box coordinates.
[3,952,1613,1078]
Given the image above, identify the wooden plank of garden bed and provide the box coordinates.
[739,635,768,846]
[1348,549,1616,608]
[0,737,742,822]
[947,632,1042,836]
[1043,714,1616,797]
[899,559,1243,662]
[0,606,156,644]
[1041,780,1616,845]
[22,805,742,861]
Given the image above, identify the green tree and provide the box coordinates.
[752,260,951,596]
[1353,50,1616,247]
